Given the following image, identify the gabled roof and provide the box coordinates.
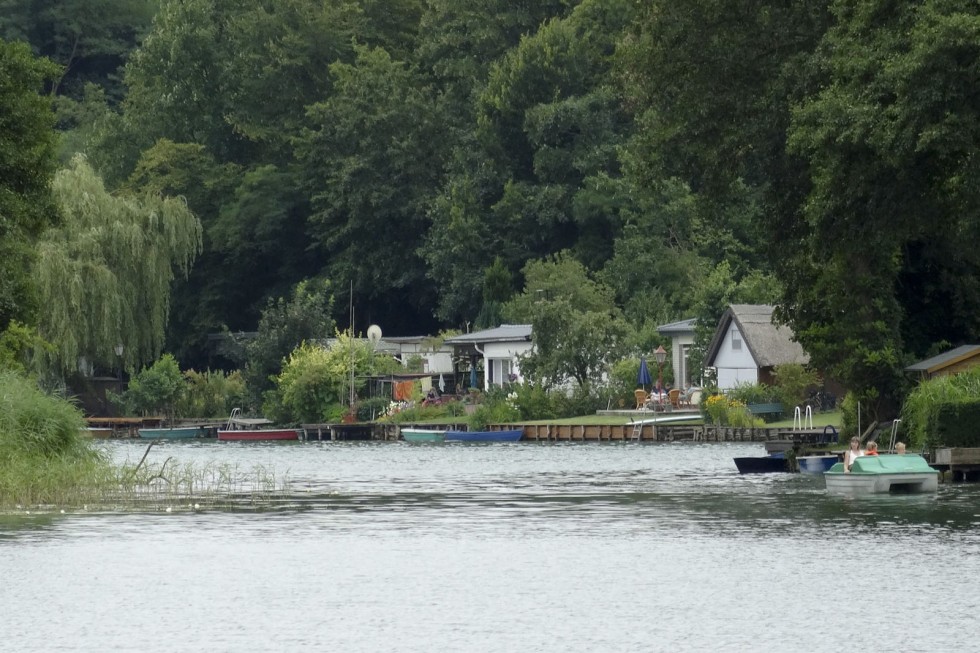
[905,345,980,374]
[657,317,697,334]
[443,324,532,345]
[705,304,808,368]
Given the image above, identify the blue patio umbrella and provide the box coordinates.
[637,357,652,389]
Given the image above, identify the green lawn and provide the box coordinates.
[766,410,841,429]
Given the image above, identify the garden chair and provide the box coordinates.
[634,389,648,410]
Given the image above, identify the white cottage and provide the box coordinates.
[444,324,533,388]
[657,317,697,387]
[704,304,808,390]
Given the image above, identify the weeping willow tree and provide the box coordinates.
[35,155,202,374]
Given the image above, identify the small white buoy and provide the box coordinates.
[193,503,200,510]
[165,506,172,513]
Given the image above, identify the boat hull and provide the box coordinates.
[401,428,447,443]
[217,429,300,441]
[444,429,523,442]
[138,426,207,439]
[797,455,840,474]
[81,427,114,438]
[734,455,790,474]
[824,472,938,494]
[824,454,938,494]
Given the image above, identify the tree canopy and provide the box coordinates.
[0,38,60,331]
[3,0,976,411]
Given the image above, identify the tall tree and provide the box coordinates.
[786,0,980,405]
[36,155,201,374]
[423,0,637,324]
[0,0,157,101]
[299,45,449,333]
[0,38,60,332]
[503,253,629,388]
[617,0,831,277]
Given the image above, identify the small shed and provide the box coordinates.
[904,345,980,380]
[705,304,808,390]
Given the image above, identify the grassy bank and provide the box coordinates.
[0,371,288,510]
[0,370,113,508]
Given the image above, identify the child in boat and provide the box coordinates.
[895,442,906,454]
[865,441,879,456]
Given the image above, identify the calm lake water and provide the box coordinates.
[3,440,979,652]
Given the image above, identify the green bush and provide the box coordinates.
[274,343,338,422]
[510,383,557,421]
[902,368,980,448]
[772,363,819,412]
[356,397,391,421]
[178,369,246,418]
[0,370,111,507]
[726,383,779,407]
[701,392,761,427]
[549,383,607,419]
[112,354,185,420]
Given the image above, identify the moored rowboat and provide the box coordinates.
[217,408,300,441]
[138,426,208,439]
[401,427,447,443]
[217,428,299,441]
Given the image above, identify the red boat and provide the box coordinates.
[217,409,300,441]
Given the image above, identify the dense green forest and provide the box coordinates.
[2,0,978,413]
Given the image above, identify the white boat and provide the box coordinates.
[824,454,938,494]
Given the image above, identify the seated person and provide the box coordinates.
[865,441,879,456]
[895,442,906,454]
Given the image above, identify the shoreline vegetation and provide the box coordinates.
[0,371,289,511]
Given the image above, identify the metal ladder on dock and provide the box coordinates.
[793,405,813,431]
[630,421,642,441]
[887,419,901,451]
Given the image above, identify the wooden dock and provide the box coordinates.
[932,448,980,482]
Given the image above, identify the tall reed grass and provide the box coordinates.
[901,367,980,448]
[1,371,290,510]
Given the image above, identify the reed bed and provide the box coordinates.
[1,371,291,512]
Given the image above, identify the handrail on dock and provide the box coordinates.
[793,405,813,431]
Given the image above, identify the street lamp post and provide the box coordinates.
[114,344,124,387]
[654,345,667,393]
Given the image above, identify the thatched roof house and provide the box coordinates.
[705,304,808,389]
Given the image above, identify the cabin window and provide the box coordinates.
[490,359,511,386]
[731,330,742,351]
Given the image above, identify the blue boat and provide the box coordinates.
[797,454,840,474]
[444,429,523,442]
[137,426,209,439]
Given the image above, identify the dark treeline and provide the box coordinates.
[2,0,979,409]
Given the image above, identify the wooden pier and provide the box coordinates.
[932,448,980,482]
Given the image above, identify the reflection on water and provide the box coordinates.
[3,440,980,652]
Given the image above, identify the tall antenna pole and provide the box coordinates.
[349,280,355,411]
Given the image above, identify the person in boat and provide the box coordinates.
[865,441,879,456]
[895,442,906,454]
[844,437,863,473]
